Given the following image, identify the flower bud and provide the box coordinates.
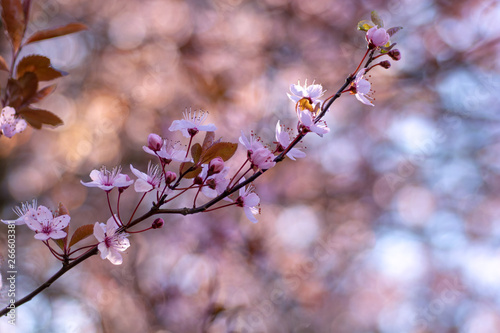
[366,26,390,48]
[152,218,164,229]
[388,49,401,61]
[164,171,176,185]
[379,60,391,69]
[147,133,163,152]
[208,157,225,175]
[194,175,204,185]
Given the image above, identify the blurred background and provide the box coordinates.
[1,0,500,332]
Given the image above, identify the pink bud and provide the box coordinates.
[152,218,164,229]
[366,27,390,48]
[164,171,176,185]
[208,157,225,175]
[147,133,163,152]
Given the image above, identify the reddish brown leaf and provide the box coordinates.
[18,107,63,129]
[1,0,26,52]
[16,55,67,81]
[202,131,215,151]
[57,202,70,216]
[69,224,94,248]
[22,0,32,22]
[201,142,238,164]
[17,71,38,103]
[6,78,23,108]
[0,55,9,72]
[179,161,202,179]
[28,84,57,104]
[25,23,87,45]
[191,143,202,164]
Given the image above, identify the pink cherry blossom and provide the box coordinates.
[239,130,264,153]
[236,182,260,223]
[94,216,130,265]
[251,147,276,170]
[156,139,191,164]
[81,166,134,192]
[366,26,390,48]
[1,199,38,225]
[239,131,276,170]
[352,69,374,106]
[130,162,163,192]
[169,109,217,138]
[0,107,27,138]
[298,111,330,137]
[287,80,325,107]
[275,121,306,161]
[143,133,163,153]
[200,165,230,198]
[208,157,225,175]
[24,206,70,241]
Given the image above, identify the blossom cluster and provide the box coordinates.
[0,107,27,138]
[1,12,401,269]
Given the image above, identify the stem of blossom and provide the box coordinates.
[193,184,203,208]
[163,186,192,204]
[127,192,148,226]
[231,166,253,190]
[157,163,171,203]
[351,49,371,77]
[227,159,250,189]
[106,192,121,227]
[67,244,98,257]
[185,136,194,159]
[127,226,154,233]
[117,191,123,222]
[44,241,64,261]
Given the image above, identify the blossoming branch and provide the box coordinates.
[0,7,401,316]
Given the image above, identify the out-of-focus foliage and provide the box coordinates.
[1,0,500,332]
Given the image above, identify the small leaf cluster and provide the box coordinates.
[0,0,86,130]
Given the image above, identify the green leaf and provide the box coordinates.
[69,224,94,248]
[0,55,9,72]
[200,142,238,164]
[371,10,384,28]
[191,143,202,164]
[16,55,68,81]
[17,107,63,129]
[1,0,26,53]
[25,23,87,45]
[357,20,374,32]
